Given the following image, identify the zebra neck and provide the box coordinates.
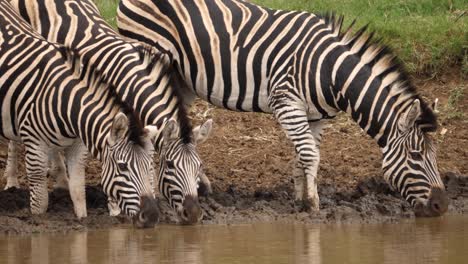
[82,43,142,88]
[330,57,406,148]
[84,45,180,129]
[63,80,119,160]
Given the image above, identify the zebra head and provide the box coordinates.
[101,112,159,228]
[158,119,213,225]
[382,99,448,217]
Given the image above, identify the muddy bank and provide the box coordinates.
[163,172,468,225]
[0,186,120,234]
[0,77,466,234]
[1,172,466,234]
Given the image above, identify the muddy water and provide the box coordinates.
[0,215,466,264]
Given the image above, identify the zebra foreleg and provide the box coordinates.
[293,159,305,202]
[64,142,88,219]
[269,90,321,211]
[300,120,328,209]
[107,198,121,216]
[48,150,69,189]
[23,143,50,215]
[3,141,20,189]
[292,121,327,211]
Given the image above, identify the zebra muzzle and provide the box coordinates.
[180,195,203,225]
[414,187,449,217]
[133,196,159,228]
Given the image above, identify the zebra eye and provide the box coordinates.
[118,162,128,171]
[409,151,423,161]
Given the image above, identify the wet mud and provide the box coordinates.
[0,76,467,233]
[0,172,466,234]
[0,186,120,234]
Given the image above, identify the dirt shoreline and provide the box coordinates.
[0,172,466,234]
[0,75,466,234]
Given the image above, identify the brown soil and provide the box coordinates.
[0,74,467,233]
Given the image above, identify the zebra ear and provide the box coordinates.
[108,112,129,145]
[193,119,213,145]
[162,119,180,142]
[399,99,421,132]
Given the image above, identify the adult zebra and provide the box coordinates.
[0,0,159,227]
[117,0,448,216]
[7,0,214,224]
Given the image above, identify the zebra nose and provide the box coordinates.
[414,187,448,217]
[428,187,448,216]
[133,196,159,228]
[181,195,203,225]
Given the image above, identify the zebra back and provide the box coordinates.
[117,0,447,217]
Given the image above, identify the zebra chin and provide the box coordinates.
[132,196,160,228]
[413,187,449,217]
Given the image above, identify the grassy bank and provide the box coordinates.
[95,0,119,28]
[96,0,467,76]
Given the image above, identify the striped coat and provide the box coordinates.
[7,0,213,224]
[117,0,447,216]
[0,0,159,227]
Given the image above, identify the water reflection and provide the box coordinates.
[0,216,467,264]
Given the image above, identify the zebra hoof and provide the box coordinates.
[295,199,320,213]
[4,182,20,190]
[108,199,121,216]
[294,200,309,212]
[53,183,69,190]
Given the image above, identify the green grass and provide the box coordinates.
[95,0,467,76]
[94,0,119,28]
[253,0,467,76]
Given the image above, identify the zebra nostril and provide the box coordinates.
[429,188,448,216]
[139,212,146,222]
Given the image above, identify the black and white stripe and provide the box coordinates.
[117,0,447,216]
[0,0,158,226]
[7,0,213,224]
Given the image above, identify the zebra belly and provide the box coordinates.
[188,79,272,113]
[306,105,339,121]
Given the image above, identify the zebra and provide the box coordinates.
[117,0,448,216]
[7,0,214,224]
[0,0,160,228]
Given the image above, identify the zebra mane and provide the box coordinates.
[319,13,437,132]
[136,43,195,144]
[108,82,147,147]
[60,46,148,146]
[168,62,194,144]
